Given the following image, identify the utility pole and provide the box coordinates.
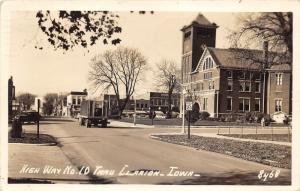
[37,99,40,140]
[182,90,185,134]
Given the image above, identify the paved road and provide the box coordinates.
[17,118,291,184]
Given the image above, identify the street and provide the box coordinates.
[9,117,291,184]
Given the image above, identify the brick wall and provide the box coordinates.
[267,71,291,115]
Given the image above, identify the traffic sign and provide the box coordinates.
[186,102,193,111]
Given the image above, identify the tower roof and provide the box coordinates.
[181,13,218,31]
[193,13,213,26]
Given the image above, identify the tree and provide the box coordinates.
[16,93,36,110]
[154,60,180,118]
[43,93,58,115]
[89,47,147,116]
[229,12,292,66]
[35,11,122,51]
[35,11,154,51]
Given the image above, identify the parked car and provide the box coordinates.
[155,111,166,119]
[15,111,41,124]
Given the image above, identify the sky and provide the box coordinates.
[8,11,240,99]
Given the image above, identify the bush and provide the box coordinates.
[185,111,199,123]
[171,106,180,113]
[199,111,210,120]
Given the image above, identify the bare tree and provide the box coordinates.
[89,47,147,115]
[154,60,180,118]
[43,93,58,115]
[16,93,36,110]
[228,12,292,66]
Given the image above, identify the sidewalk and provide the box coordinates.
[109,120,154,128]
[8,143,89,182]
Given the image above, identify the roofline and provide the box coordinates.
[181,23,219,31]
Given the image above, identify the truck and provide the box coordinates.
[78,100,109,128]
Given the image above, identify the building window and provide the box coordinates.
[239,71,246,79]
[255,82,261,93]
[239,81,251,92]
[276,73,283,85]
[209,81,214,90]
[203,98,208,110]
[136,103,140,108]
[245,82,251,92]
[227,70,233,79]
[245,72,250,80]
[72,98,76,105]
[161,99,165,106]
[255,99,260,112]
[227,97,232,111]
[275,99,282,112]
[78,99,81,105]
[204,72,212,79]
[239,82,245,91]
[227,80,233,91]
[141,103,144,108]
[253,72,261,81]
[239,98,250,112]
[203,57,214,70]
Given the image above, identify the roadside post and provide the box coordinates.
[37,99,40,140]
[186,101,193,139]
[133,97,136,126]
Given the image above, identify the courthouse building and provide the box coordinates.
[181,13,292,119]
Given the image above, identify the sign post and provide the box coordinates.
[37,99,40,140]
[186,101,193,139]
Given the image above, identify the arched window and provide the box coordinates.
[202,57,214,70]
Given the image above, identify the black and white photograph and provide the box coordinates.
[1,1,300,191]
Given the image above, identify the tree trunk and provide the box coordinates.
[167,90,173,118]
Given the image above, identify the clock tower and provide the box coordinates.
[181,13,218,83]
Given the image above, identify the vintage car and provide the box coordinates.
[15,111,41,124]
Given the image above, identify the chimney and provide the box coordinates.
[262,41,269,68]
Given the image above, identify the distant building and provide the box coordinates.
[101,94,150,117]
[149,92,180,113]
[64,91,88,117]
[33,97,44,113]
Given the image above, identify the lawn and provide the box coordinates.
[220,134,292,142]
[151,134,291,169]
[119,117,288,127]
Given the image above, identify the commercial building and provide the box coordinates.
[64,91,88,117]
[181,13,292,121]
[149,92,180,113]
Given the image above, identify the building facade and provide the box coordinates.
[150,92,180,113]
[65,91,88,117]
[181,13,292,120]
